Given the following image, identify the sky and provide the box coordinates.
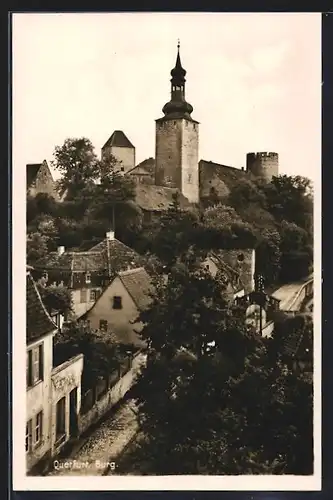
[12,13,321,181]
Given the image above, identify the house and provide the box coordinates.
[206,248,256,295]
[82,267,154,349]
[26,269,83,474]
[127,157,155,185]
[101,130,135,174]
[33,231,146,319]
[27,160,58,199]
[203,253,246,302]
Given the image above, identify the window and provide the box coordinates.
[121,167,125,172]
[85,272,91,284]
[90,289,97,302]
[56,397,66,441]
[237,253,245,262]
[112,296,122,310]
[99,319,108,331]
[35,411,43,445]
[32,345,43,384]
[26,420,32,453]
[80,289,87,303]
[27,344,43,388]
[187,173,192,183]
[27,350,32,387]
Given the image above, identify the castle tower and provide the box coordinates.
[155,42,199,203]
[101,130,135,174]
[246,152,279,182]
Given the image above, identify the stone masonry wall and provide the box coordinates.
[29,161,57,198]
[246,152,279,182]
[102,146,135,174]
[181,120,199,203]
[155,119,182,189]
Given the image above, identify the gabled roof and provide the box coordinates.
[88,238,146,276]
[27,163,42,188]
[34,237,145,281]
[26,272,57,344]
[34,251,106,272]
[135,184,192,212]
[102,131,135,150]
[27,160,54,189]
[207,252,243,292]
[118,267,154,311]
[128,157,155,176]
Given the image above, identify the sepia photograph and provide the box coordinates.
[12,12,321,491]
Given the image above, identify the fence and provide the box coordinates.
[78,351,146,435]
[81,354,133,415]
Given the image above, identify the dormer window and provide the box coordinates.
[85,272,91,284]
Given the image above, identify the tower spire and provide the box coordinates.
[161,43,193,119]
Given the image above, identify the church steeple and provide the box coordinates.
[161,41,194,120]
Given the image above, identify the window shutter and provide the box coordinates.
[27,351,32,387]
[38,344,44,381]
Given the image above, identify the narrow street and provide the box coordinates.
[47,399,138,476]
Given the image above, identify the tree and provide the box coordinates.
[52,138,100,200]
[37,283,73,317]
[279,220,313,281]
[53,322,122,391]
[263,175,313,233]
[27,232,49,264]
[124,252,313,475]
[256,227,281,285]
[228,178,267,211]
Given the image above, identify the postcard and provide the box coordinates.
[12,11,321,491]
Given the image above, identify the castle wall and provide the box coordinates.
[181,120,199,203]
[246,152,279,182]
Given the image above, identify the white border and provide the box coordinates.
[12,12,322,491]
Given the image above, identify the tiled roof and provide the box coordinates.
[208,253,243,292]
[284,326,312,361]
[102,130,135,150]
[34,251,106,272]
[88,238,145,276]
[34,238,144,279]
[134,184,192,212]
[118,267,155,311]
[26,272,57,343]
[128,158,155,176]
[27,163,42,188]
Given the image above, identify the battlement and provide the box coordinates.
[246,152,279,181]
[247,152,278,159]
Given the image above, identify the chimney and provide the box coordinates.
[57,246,65,256]
[106,230,115,241]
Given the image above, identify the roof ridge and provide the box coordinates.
[118,266,145,276]
[28,274,58,332]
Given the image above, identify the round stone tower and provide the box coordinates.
[246,152,279,182]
